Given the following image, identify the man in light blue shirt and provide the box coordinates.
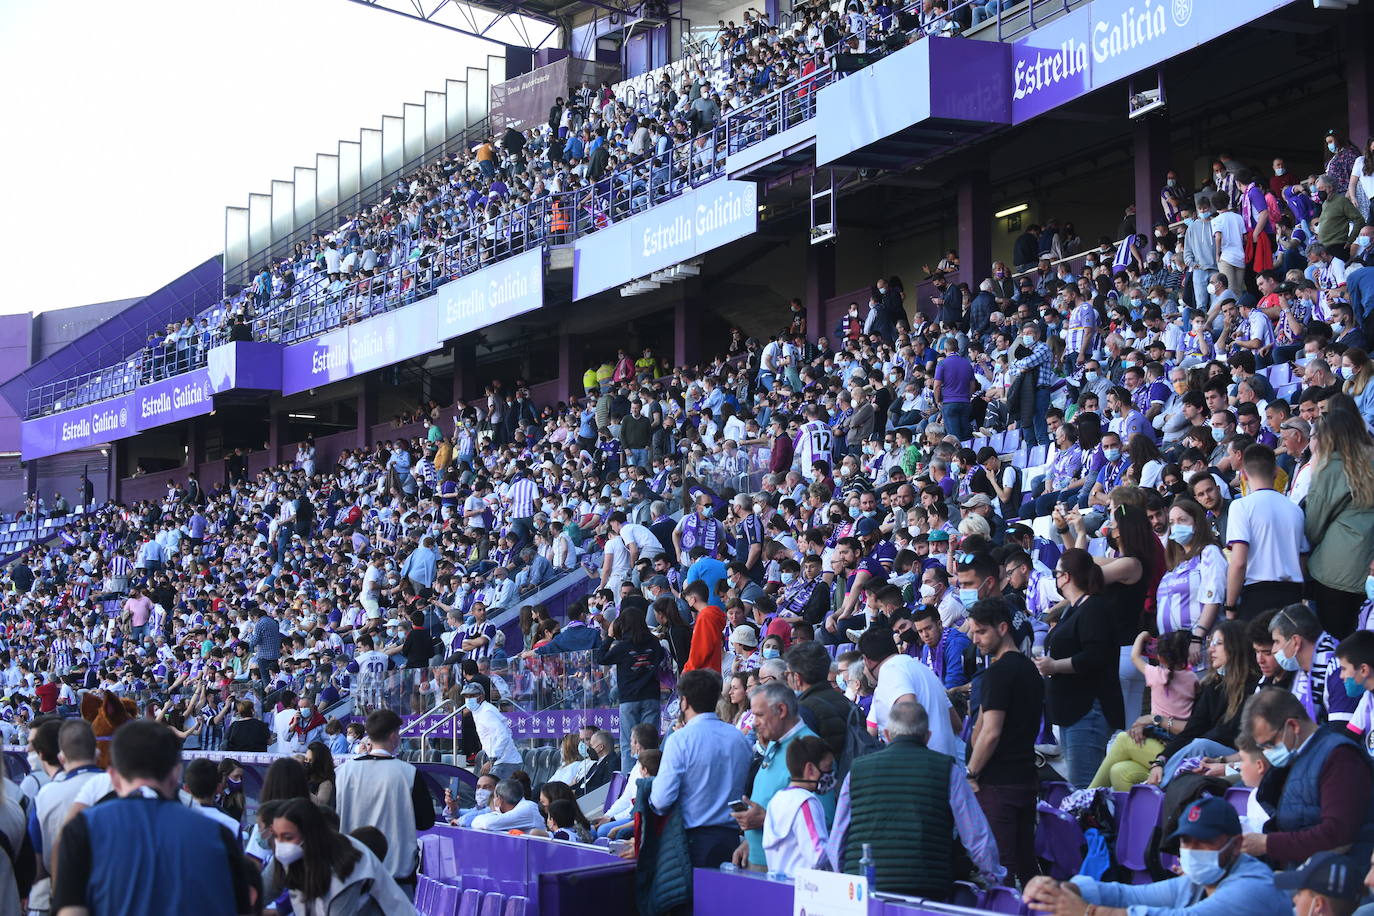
[399,536,438,592]
[651,669,752,868]
[1023,795,1291,916]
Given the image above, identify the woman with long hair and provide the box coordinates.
[1061,503,1165,722]
[1036,548,1124,788]
[1156,499,1227,666]
[265,798,413,913]
[593,602,666,772]
[652,595,693,672]
[1340,347,1374,428]
[1347,136,1374,222]
[1304,411,1374,638]
[1147,620,1258,786]
[549,733,593,786]
[1124,433,1164,490]
[303,741,336,808]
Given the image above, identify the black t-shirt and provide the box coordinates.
[977,651,1045,786]
[402,626,435,668]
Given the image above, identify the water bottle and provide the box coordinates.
[859,842,876,887]
[719,862,740,873]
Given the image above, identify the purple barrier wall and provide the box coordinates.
[693,869,990,916]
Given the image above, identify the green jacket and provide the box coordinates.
[1316,195,1363,248]
[1304,452,1374,593]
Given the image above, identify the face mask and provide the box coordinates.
[1103,448,1121,462]
[1358,235,1372,252]
[274,841,305,866]
[1263,727,1293,767]
[899,630,920,645]
[1339,365,1352,378]
[848,506,861,519]
[1274,645,1301,672]
[1179,846,1227,886]
[815,770,837,794]
[1317,189,1329,202]
[464,697,481,711]
[1168,523,1195,545]
[762,647,781,660]
[958,587,980,607]
[919,583,937,600]
[1085,370,1099,382]
[1173,380,1188,395]
[1328,141,1337,153]
[1021,334,1035,348]
[1211,426,1226,442]
[1345,675,1367,698]
[1166,178,1176,188]
[26,752,40,772]
[1085,259,1096,268]
[950,460,962,475]
[475,788,493,807]
[780,572,796,586]
[1365,575,1374,603]
[578,740,590,758]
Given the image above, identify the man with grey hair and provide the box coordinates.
[758,657,789,684]
[730,681,826,870]
[825,700,1003,897]
[471,777,545,832]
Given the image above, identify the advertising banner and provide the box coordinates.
[206,341,283,392]
[1011,0,1297,124]
[21,395,135,460]
[134,368,215,431]
[572,180,758,300]
[433,247,545,340]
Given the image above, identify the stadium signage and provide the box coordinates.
[22,394,137,459]
[433,247,544,339]
[137,372,212,427]
[1011,0,1296,123]
[572,180,758,300]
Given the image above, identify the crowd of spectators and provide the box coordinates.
[7,133,1374,913]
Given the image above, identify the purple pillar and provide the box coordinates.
[108,442,124,504]
[356,378,377,450]
[957,173,992,290]
[805,243,836,344]
[1346,4,1373,146]
[1133,113,1169,232]
[451,336,478,406]
[673,288,701,368]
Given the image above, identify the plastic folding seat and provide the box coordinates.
[948,881,981,908]
[1115,784,1164,882]
[983,886,1029,914]
[1225,785,1254,817]
[479,891,506,916]
[457,889,483,916]
[419,834,442,876]
[1034,801,1084,880]
[436,884,462,916]
[416,875,435,915]
[438,838,459,881]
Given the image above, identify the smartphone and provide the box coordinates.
[728,798,751,813]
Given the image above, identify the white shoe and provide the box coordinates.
[845,626,868,643]
[1034,743,1062,758]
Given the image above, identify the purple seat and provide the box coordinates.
[1035,801,1085,880]
[949,881,982,908]
[420,835,443,876]
[1225,786,1253,817]
[416,875,435,915]
[457,889,483,916]
[503,897,529,916]
[983,885,1029,914]
[479,891,506,916]
[605,771,627,805]
[437,885,462,916]
[1116,784,1165,882]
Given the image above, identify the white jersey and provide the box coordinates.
[795,421,833,479]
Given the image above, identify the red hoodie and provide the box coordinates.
[684,605,726,673]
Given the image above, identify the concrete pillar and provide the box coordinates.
[556,331,584,405]
[451,335,478,407]
[673,285,701,368]
[24,459,38,506]
[805,243,836,343]
[356,378,377,450]
[957,173,992,293]
[189,416,209,469]
[267,411,289,465]
[1346,4,1373,147]
[108,443,124,505]
[1133,112,1170,232]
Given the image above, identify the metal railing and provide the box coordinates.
[26,0,1069,421]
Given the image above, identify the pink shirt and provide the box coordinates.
[124,594,153,627]
[1145,664,1197,721]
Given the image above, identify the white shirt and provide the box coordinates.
[1226,488,1308,585]
[194,800,243,836]
[1212,211,1246,268]
[618,522,663,559]
[763,786,830,877]
[603,536,632,588]
[471,797,545,832]
[274,707,300,752]
[866,654,959,758]
[471,701,522,765]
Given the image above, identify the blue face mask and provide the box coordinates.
[1103,448,1121,462]
[1021,334,1035,348]
[1085,370,1099,382]
[780,572,796,585]
[1179,846,1229,886]
[1274,643,1301,672]
[957,587,980,607]
[1169,524,1194,544]
[1344,676,1367,698]
[1263,725,1293,767]
[1211,426,1226,442]
[578,740,590,758]
[762,647,781,660]
[849,506,861,519]
[1328,141,1338,153]
[464,697,480,712]
[1365,575,1374,603]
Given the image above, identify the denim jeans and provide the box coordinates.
[1062,699,1111,790]
[970,0,1010,24]
[1119,645,1147,722]
[628,448,648,471]
[1027,386,1052,447]
[619,699,660,772]
[941,401,972,441]
[1160,738,1234,787]
[1191,268,1213,318]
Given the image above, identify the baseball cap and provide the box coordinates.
[1274,851,1366,901]
[460,682,484,696]
[1165,796,1241,844]
[854,517,880,537]
[646,575,671,589]
[961,493,992,509]
[927,529,950,542]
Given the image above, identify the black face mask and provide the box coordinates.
[899,630,919,645]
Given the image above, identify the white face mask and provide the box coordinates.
[274,840,305,866]
[475,788,493,807]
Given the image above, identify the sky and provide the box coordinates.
[0,0,507,314]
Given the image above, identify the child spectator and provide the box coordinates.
[1090,630,1198,790]
[762,735,833,876]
